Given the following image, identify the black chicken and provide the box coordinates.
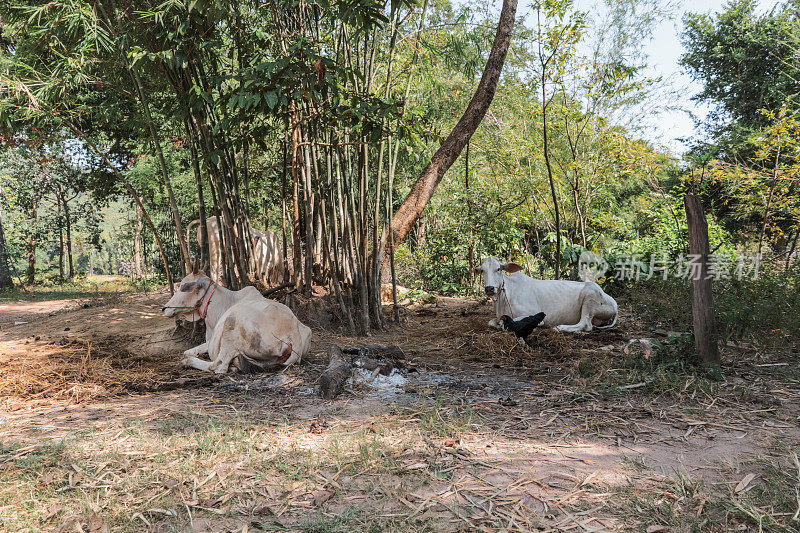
[499,312,546,339]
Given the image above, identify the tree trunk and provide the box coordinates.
[96,0,190,276]
[281,135,290,282]
[757,181,777,258]
[417,217,427,248]
[465,142,476,286]
[186,120,210,269]
[26,196,38,285]
[302,140,315,293]
[64,197,74,280]
[63,122,174,293]
[758,141,782,258]
[103,5,191,276]
[124,183,174,294]
[0,200,13,288]
[131,68,190,275]
[58,198,64,281]
[684,194,719,365]
[134,201,144,278]
[381,0,518,273]
[291,107,304,286]
[572,176,586,248]
[540,29,561,279]
[786,225,799,272]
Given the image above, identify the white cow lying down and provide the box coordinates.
[474,257,618,333]
[162,271,311,373]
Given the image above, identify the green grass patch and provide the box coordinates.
[575,333,723,398]
[0,274,139,303]
[414,400,475,439]
[299,509,439,532]
[625,274,800,349]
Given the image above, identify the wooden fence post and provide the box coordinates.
[684,194,720,364]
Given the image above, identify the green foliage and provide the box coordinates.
[391,0,679,292]
[409,227,472,294]
[679,1,800,259]
[0,274,135,303]
[1,0,793,324]
[681,0,800,159]
[0,143,109,281]
[715,273,800,346]
[621,204,736,260]
[625,273,800,349]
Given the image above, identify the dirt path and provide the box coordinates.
[0,298,94,326]
[1,292,798,532]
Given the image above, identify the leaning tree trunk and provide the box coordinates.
[97,1,192,277]
[125,184,174,294]
[130,68,191,275]
[381,0,518,274]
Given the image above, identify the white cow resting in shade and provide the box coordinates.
[474,257,618,333]
[162,270,311,373]
[186,216,284,286]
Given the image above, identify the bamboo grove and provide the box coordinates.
[1,0,474,333]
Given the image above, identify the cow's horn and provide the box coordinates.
[192,260,198,274]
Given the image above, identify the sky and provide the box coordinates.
[570,0,776,156]
[498,0,776,156]
[638,0,775,155]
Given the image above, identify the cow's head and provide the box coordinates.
[473,257,523,299]
[162,271,211,321]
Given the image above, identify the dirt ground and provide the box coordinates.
[1,289,799,532]
[0,298,95,325]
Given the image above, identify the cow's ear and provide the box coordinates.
[472,265,483,274]
[502,263,524,273]
[180,281,196,293]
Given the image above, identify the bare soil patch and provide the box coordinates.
[0,290,217,409]
[0,298,93,325]
[1,291,798,532]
